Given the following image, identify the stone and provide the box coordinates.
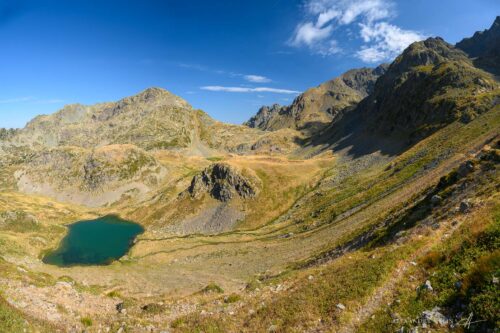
[268,325,278,332]
[457,160,474,177]
[422,280,433,291]
[116,302,125,314]
[336,303,346,310]
[420,307,449,327]
[459,200,472,213]
[431,195,442,205]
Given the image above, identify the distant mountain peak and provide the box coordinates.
[121,87,191,109]
[391,37,467,73]
[244,66,387,133]
[135,87,171,98]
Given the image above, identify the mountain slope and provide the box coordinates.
[244,65,387,133]
[361,37,499,139]
[6,87,302,156]
[15,87,195,150]
[305,37,500,158]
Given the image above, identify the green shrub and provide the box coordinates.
[80,317,92,327]
[201,283,224,294]
[224,294,241,303]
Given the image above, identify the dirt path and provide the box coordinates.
[339,211,467,333]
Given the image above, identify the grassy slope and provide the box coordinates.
[169,131,499,333]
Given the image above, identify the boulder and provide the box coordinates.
[457,160,475,177]
[420,307,449,327]
[459,200,472,213]
[422,280,433,291]
[430,195,442,205]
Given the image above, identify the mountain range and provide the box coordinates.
[0,16,499,333]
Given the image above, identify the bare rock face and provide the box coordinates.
[188,163,257,202]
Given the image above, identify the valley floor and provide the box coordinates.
[0,108,499,332]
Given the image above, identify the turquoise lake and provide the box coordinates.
[43,215,144,267]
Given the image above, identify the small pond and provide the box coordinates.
[43,215,144,267]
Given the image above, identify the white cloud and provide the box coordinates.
[317,9,341,27]
[356,22,425,62]
[292,22,333,46]
[244,75,272,83]
[201,86,300,94]
[291,0,425,62]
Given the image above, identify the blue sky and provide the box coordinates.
[0,0,498,128]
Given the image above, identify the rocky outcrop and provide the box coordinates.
[244,66,387,134]
[188,163,258,202]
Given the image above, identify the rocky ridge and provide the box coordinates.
[456,16,500,74]
[244,65,387,133]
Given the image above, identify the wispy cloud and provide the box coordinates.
[33,99,65,104]
[178,62,273,83]
[244,75,272,83]
[0,96,34,104]
[201,86,300,94]
[0,96,64,105]
[290,0,425,62]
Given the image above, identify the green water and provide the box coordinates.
[43,215,144,267]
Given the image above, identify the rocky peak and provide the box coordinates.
[116,87,192,110]
[390,37,467,74]
[187,163,258,202]
[339,64,388,95]
[244,104,283,128]
[456,16,500,56]
[456,16,500,74]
